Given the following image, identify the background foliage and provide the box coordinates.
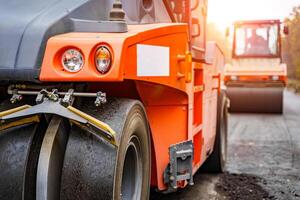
[283,6,300,80]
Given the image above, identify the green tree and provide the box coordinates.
[283,6,300,79]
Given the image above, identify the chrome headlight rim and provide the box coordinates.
[61,48,84,73]
[95,45,113,74]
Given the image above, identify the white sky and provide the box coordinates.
[208,0,300,30]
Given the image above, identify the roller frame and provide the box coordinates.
[0,96,117,146]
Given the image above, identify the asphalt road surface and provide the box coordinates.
[151,90,300,200]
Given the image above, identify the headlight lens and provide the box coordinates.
[62,49,84,72]
[272,76,279,81]
[230,76,238,81]
[95,46,112,74]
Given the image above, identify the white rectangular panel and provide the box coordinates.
[137,44,170,77]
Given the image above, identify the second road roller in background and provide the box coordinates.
[224,19,288,113]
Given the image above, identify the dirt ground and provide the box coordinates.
[150,90,300,200]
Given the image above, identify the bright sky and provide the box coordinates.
[208,0,300,30]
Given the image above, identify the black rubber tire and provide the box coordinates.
[0,87,7,102]
[113,103,151,200]
[0,100,47,200]
[200,91,228,173]
[60,99,151,200]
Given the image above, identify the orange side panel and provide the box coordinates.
[145,106,188,190]
[123,32,188,92]
[136,82,188,190]
[40,23,189,93]
[136,81,188,106]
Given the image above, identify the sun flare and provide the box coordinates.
[207,0,300,31]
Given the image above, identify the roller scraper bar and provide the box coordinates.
[0,89,117,146]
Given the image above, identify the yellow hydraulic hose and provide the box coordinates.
[0,104,117,146]
[67,106,117,145]
[0,105,31,117]
[0,116,40,131]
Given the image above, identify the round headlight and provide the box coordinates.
[95,46,112,74]
[231,76,238,81]
[61,49,84,73]
[272,76,279,81]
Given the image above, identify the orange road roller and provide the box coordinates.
[0,0,228,199]
[225,20,288,114]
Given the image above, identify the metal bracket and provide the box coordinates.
[10,89,23,104]
[61,89,75,107]
[164,140,194,191]
[36,89,59,104]
[95,92,107,107]
[212,73,221,94]
[36,92,45,104]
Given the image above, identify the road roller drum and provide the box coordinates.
[226,86,284,113]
